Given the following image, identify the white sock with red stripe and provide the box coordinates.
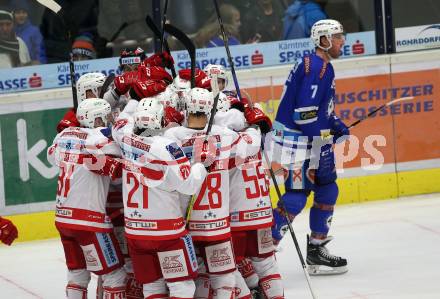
[237,258,259,289]
[252,256,284,299]
[143,278,168,299]
[209,272,235,299]
[168,279,196,299]
[66,284,87,299]
[233,269,251,299]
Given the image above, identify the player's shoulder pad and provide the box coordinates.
[307,54,328,79]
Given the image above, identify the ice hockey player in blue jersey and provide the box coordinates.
[271,19,349,275]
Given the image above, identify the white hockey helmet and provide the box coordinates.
[157,88,179,109]
[203,64,227,81]
[76,98,112,128]
[76,72,106,102]
[185,88,214,115]
[134,97,164,130]
[217,92,230,112]
[171,75,191,93]
[310,19,344,50]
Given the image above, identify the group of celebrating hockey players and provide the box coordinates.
[45,18,350,299]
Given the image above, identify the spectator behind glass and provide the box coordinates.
[71,33,96,61]
[193,4,241,48]
[241,0,284,43]
[12,0,47,64]
[283,0,327,40]
[0,9,30,68]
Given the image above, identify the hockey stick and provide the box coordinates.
[99,74,115,98]
[348,97,414,129]
[145,16,177,78]
[212,0,244,104]
[211,1,316,297]
[36,0,61,13]
[163,23,196,88]
[159,0,169,53]
[37,0,79,110]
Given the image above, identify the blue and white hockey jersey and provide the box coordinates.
[272,54,339,187]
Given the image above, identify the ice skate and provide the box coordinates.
[306,235,348,275]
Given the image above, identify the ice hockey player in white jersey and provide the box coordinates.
[213,93,285,298]
[164,87,261,299]
[112,97,208,299]
[48,98,127,299]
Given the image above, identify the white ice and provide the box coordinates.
[1,194,440,299]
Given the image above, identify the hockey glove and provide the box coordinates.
[138,66,173,84]
[144,51,174,69]
[229,96,245,112]
[179,68,211,89]
[329,115,349,143]
[130,80,168,101]
[244,102,272,134]
[164,106,184,127]
[0,217,18,246]
[57,108,80,133]
[114,71,138,95]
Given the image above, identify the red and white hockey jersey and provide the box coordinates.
[47,127,122,232]
[164,123,261,241]
[214,110,273,231]
[112,116,207,240]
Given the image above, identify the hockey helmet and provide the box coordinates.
[157,88,179,109]
[119,47,146,71]
[134,97,164,130]
[185,88,214,115]
[76,98,112,128]
[217,92,230,112]
[203,64,228,88]
[310,19,344,50]
[76,72,106,103]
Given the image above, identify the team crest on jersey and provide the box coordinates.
[166,143,184,159]
[158,249,189,279]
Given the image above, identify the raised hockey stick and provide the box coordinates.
[212,1,316,297]
[99,74,116,98]
[163,24,196,88]
[36,0,61,13]
[145,16,177,78]
[212,0,244,103]
[160,0,169,53]
[348,96,414,129]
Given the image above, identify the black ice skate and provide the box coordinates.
[306,235,348,275]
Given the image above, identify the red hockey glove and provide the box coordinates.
[0,217,18,246]
[244,102,272,134]
[229,96,245,112]
[57,108,80,133]
[164,106,184,127]
[114,71,138,95]
[178,68,211,89]
[138,66,172,83]
[144,51,174,69]
[130,80,168,100]
[89,156,123,180]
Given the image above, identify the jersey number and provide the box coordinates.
[242,164,270,199]
[193,172,222,210]
[57,163,74,198]
[311,85,318,98]
[126,172,149,209]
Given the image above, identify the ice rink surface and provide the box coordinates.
[1,194,440,299]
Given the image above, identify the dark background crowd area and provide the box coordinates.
[0,0,438,68]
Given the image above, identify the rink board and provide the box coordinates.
[1,49,439,242]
